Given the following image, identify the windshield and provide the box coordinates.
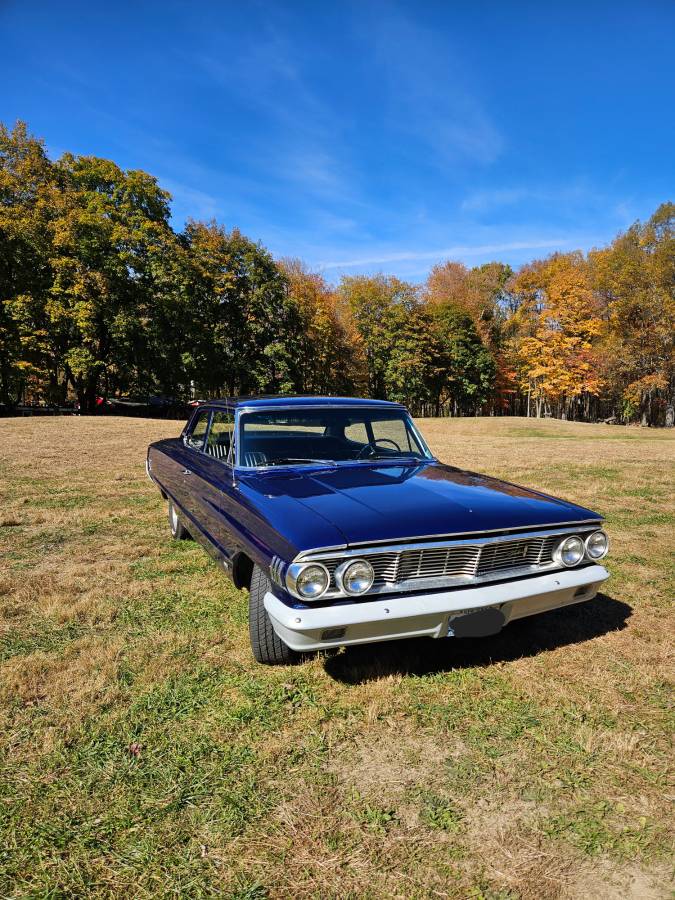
[238,407,431,467]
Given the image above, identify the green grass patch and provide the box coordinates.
[418,792,464,833]
[543,801,665,859]
[0,619,88,662]
[23,490,94,509]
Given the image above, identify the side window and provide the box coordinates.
[205,410,235,462]
[185,410,210,450]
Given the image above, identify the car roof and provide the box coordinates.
[205,395,405,410]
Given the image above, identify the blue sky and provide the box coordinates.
[2,1,674,281]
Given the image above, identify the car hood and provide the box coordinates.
[240,460,601,551]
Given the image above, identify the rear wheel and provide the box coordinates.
[249,565,299,665]
[168,499,190,540]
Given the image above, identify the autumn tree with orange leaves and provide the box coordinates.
[507,253,604,419]
[279,259,359,395]
[589,202,674,425]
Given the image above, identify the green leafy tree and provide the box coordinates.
[383,303,444,409]
[429,303,496,415]
[338,275,420,398]
[47,153,174,410]
[180,222,298,397]
[0,121,58,404]
[426,260,512,412]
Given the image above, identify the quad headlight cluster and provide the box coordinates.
[286,558,374,601]
[554,530,609,568]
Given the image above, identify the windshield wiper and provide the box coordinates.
[269,457,336,467]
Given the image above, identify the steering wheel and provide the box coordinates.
[356,438,401,459]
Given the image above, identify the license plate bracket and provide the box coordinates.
[447,606,505,638]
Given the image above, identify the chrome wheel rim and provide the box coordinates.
[170,504,178,532]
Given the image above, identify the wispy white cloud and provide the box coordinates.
[365,6,503,166]
[319,239,569,270]
[460,181,639,222]
[461,188,534,212]
[194,25,360,205]
[161,180,221,221]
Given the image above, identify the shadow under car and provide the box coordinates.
[322,592,631,684]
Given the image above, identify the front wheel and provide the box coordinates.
[249,565,299,665]
[168,499,190,540]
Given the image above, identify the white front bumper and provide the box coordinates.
[264,565,610,651]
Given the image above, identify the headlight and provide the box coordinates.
[585,530,609,560]
[288,563,329,600]
[554,535,585,567]
[335,558,374,595]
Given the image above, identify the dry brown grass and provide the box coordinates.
[0,414,673,898]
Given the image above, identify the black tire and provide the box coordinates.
[249,565,299,665]
[168,499,190,540]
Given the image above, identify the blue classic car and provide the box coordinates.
[146,396,610,664]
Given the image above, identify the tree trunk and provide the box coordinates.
[74,374,100,414]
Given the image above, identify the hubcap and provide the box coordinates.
[170,504,178,531]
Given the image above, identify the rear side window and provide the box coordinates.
[206,410,235,462]
[185,409,210,450]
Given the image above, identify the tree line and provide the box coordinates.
[1,121,673,423]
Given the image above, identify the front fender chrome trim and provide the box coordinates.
[269,555,285,587]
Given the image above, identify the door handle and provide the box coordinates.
[182,469,193,475]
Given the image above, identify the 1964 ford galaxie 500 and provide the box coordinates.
[146,396,610,664]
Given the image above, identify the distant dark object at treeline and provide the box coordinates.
[1,396,192,419]
[1,121,673,426]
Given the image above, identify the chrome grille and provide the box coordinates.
[311,528,591,596]
[477,536,549,574]
[398,546,479,580]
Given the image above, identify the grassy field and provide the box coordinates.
[0,415,673,899]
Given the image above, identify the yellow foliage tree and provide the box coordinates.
[279,259,360,394]
[588,202,674,424]
[509,253,604,417]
